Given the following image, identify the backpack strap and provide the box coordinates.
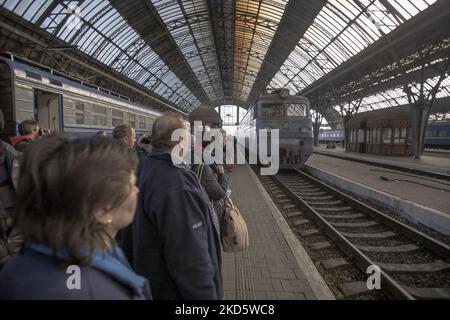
[194,163,205,182]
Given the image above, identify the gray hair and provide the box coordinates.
[18,119,39,135]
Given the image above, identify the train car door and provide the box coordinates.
[34,90,62,132]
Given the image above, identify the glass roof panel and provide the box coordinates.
[1,0,200,111]
[271,0,437,93]
[331,75,449,114]
[234,0,289,101]
[151,0,223,102]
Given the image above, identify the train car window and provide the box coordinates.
[286,103,306,117]
[138,116,146,129]
[128,114,136,128]
[112,109,123,126]
[438,129,448,137]
[84,82,98,90]
[261,104,283,117]
[383,128,392,144]
[75,102,85,125]
[92,105,107,126]
[357,129,365,143]
[25,70,42,81]
[394,128,408,144]
[49,78,63,87]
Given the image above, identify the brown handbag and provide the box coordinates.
[221,198,249,252]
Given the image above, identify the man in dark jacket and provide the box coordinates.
[10,119,40,152]
[122,113,223,300]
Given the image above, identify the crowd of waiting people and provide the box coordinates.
[0,112,232,299]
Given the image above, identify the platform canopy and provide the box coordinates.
[0,0,448,119]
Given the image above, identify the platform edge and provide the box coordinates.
[246,164,335,300]
[305,163,450,236]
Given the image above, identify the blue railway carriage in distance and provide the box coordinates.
[425,121,450,149]
[319,129,345,145]
[239,89,313,169]
[0,53,163,140]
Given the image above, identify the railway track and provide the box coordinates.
[313,151,450,182]
[259,168,450,300]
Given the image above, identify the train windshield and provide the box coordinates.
[286,103,308,117]
[261,104,284,117]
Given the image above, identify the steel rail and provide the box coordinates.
[270,168,450,299]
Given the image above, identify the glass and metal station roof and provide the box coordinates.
[270,0,438,92]
[1,0,448,118]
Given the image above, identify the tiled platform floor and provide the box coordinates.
[222,165,332,300]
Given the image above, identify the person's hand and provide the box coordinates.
[216,164,225,175]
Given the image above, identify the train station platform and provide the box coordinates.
[313,146,450,175]
[306,152,450,235]
[222,164,334,300]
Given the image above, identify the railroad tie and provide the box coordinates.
[356,244,419,253]
[293,188,321,193]
[299,191,327,196]
[286,211,302,218]
[282,204,297,210]
[340,231,397,239]
[274,193,288,199]
[321,258,351,270]
[310,241,332,250]
[292,218,310,226]
[376,261,450,273]
[300,195,334,201]
[305,200,343,206]
[331,221,378,228]
[404,286,450,300]
[320,213,364,219]
[338,281,373,298]
[314,206,352,212]
[298,228,319,237]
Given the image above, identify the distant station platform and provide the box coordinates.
[313,146,450,175]
[222,165,334,300]
[306,149,450,235]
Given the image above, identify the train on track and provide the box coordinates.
[319,120,450,150]
[0,53,164,140]
[424,121,450,149]
[238,89,313,169]
[318,129,345,146]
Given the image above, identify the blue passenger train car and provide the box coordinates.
[319,129,345,144]
[0,53,166,141]
[238,89,313,169]
[425,121,450,149]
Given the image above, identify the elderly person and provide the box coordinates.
[122,113,223,300]
[0,136,151,299]
[10,119,40,152]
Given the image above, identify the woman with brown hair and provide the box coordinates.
[0,135,151,299]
